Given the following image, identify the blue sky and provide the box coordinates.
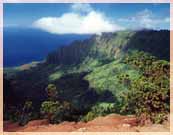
[4,3,170,34]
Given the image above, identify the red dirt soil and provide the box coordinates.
[3,114,169,132]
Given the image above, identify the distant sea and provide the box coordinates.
[3,27,91,67]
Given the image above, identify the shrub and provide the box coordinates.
[19,101,33,126]
[120,51,170,124]
[82,102,117,122]
[120,77,169,124]
[40,101,61,123]
[82,112,96,122]
[40,101,75,123]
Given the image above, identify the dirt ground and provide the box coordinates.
[3,114,170,132]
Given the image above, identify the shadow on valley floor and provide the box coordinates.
[4,70,116,122]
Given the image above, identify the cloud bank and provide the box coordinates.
[32,3,124,35]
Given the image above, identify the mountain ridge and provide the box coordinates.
[46,30,169,66]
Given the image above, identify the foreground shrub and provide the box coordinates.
[120,77,169,124]
[40,101,61,123]
[120,51,170,124]
[82,102,117,122]
[40,101,75,124]
[19,101,34,126]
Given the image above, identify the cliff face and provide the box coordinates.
[46,30,170,65]
[46,39,93,65]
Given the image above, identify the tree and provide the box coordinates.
[45,84,58,101]
[19,101,33,126]
[41,84,71,123]
[40,101,62,123]
[40,100,74,123]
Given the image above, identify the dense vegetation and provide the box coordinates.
[120,51,169,124]
[3,30,170,126]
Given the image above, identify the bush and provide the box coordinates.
[82,102,117,122]
[19,101,34,126]
[40,101,75,124]
[120,77,169,124]
[120,51,170,124]
[82,112,96,122]
[40,101,61,123]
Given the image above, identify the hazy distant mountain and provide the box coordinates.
[3,27,91,67]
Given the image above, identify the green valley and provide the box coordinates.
[3,30,170,126]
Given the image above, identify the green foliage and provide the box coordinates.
[117,74,131,87]
[77,57,111,72]
[4,101,37,126]
[49,70,65,81]
[82,102,117,122]
[121,78,169,124]
[85,60,140,99]
[82,112,96,122]
[40,101,60,115]
[121,51,170,124]
[19,101,34,126]
[45,84,58,101]
[40,101,61,123]
[40,101,75,124]
[152,112,168,124]
[123,50,157,71]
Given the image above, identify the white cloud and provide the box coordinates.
[32,4,124,35]
[118,9,169,29]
